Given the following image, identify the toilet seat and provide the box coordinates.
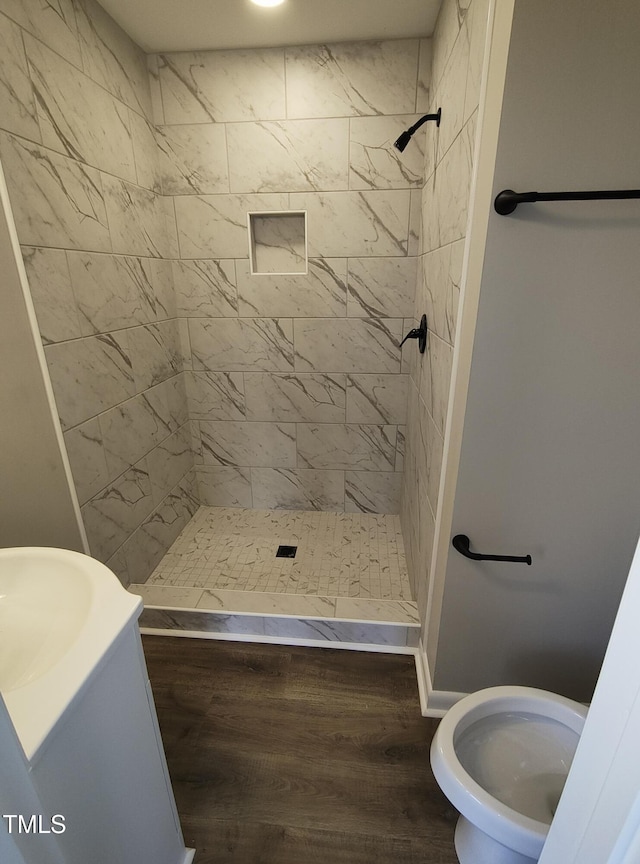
[430,686,587,862]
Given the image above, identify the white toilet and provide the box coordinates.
[430,685,588,864]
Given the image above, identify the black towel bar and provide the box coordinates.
[494,187,640,215]
[452,534,532,565]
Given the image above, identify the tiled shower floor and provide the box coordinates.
[147,506,412,600]
[131,507,420,636]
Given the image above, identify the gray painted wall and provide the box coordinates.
[434,0,640,700]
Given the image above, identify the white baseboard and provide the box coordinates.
[181,849,196,864]
[414,641,467,717]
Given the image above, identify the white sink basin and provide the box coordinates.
[0,547,141,758]
[0,554,92,691]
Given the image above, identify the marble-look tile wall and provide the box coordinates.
[400,0,490,617]
[152,38,432,514]
[0,0,194,586]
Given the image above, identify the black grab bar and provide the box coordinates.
[452,534,532,565]
[494,187,640,215]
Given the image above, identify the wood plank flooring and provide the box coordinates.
[143,637,458,864]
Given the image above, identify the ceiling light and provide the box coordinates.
[250,0,285,7]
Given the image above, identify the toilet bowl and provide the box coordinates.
[430,686,588,864]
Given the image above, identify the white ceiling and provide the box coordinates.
[97,0,442,53]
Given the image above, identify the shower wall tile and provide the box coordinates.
[236,259,347,318]
[251,468,345,511]
[0,133,111,252]
[346,257,417,318]
[396,426,406,472]
[196,466,252,508]
[285,41,420,119]
[172,259,238,317]
[147,425,194,506]
[419,239,464,345]
[105,545,130,588]
[0,0,81,69]
[25,36,137,182]
[0,13,40,140]
[130,112,162,192]
[67,252,154,335]
[99,387,173,480]
[401,315,419,379]
[122,480,196,585]
[82,461,155,563]
[431,0,467,92]
[401,0,489,613]
[345,470,403,514]
[0,0,190,586]
[156,36,428,514]
[161,194,180,258]
[424,105,476,254]
[349,116,424,190]
[289,190,410,257]
[408,188,422,256]
[64,417,110,506]
[165,374,190,430]
[433,22,470,162]
[297,424,396,471]
[157,48,285,124]
[103,175,167,258]
[294,318,402,374]
[45,332,135,431]
[21,246,81,345]
[174,193,288,258]
[177,319,192,371]
[417,38,433,113]
[345,373,409,424]
[76,0,152,119]
[149,258,177,320]
[147,54,163,124]
[418,330,454,439]
[199,420,296,468]
[157,123,229,195]
[244,373,346,423]
[417,398,445,515]
[464,0,490,122]
[226,119,349,193]
[129,320,181,391]
[190,318,294,372]
[185,371,246,421]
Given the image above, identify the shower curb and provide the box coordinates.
[138,605,419,651]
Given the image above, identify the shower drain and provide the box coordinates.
[276,545,297,558]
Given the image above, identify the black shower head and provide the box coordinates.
[393,129,413,153]
[393,108,442,152]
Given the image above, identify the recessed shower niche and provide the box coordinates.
[247,210,308,275]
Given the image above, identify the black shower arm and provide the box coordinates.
[408,108,442,135]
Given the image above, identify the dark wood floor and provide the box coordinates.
[143,637,458,864]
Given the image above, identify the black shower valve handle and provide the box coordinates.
[399,314,428,354]
[399,328,422,346]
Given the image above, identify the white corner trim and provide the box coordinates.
[415,641,468,717]
[181,849,196,864]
